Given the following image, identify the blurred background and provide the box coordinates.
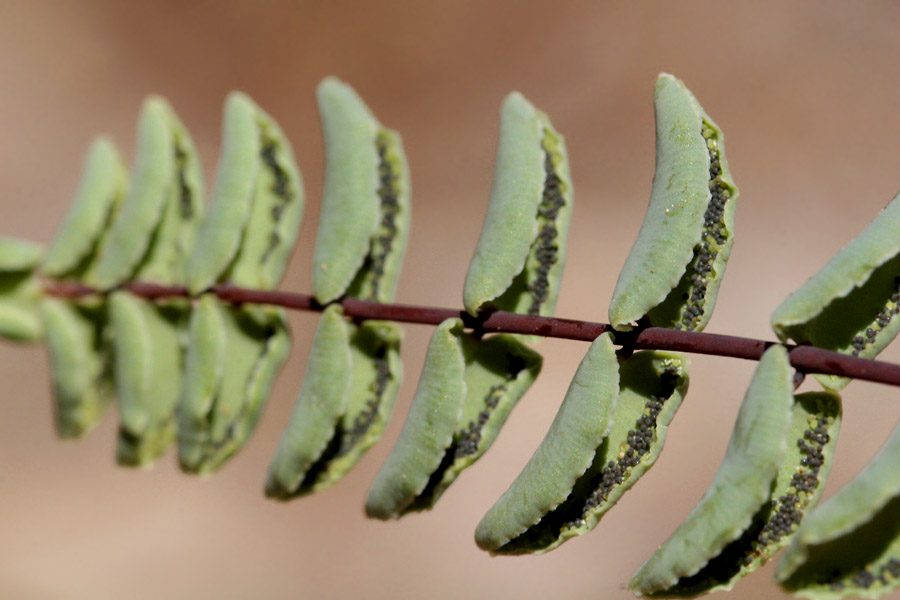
[1,1,899,598]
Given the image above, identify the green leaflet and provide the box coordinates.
[364,90,567,519]
[474,332,619,552]
[40,138,127,437]
[312,77,411,304]
[609,73,738,332]
[89,96,204,289]
[0,237,44,342]
[462,92,573,320]
[629,345,793,597]
[42,138,128,279]
[650,391,841,597]
[265,306,403,498]
[177,92,302,474]
[265,305,353,497]
[365,319,542,520]
[83,98,203,466]
[179,293,227,427]
[777,416,900,599]
[40,297,115,438]
[772,191,900,391]
[0,236,43,271]
[363,319,466,518]
[186,92,305,294]
[268,77,410,495]
[476,346,688,555]
[179,295,291,474]
[109,291,186,466]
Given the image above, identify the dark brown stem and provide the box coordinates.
[44,280,900,388]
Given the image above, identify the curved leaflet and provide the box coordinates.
[311,77,411,304]
[186,91,305,294]
[179,297,291,474]
[88,97,204,290]
[40,297,115,438]
[463,91,573,320]
[474,332,618,552]
[267,78,410,494]
[297,318,402,492]
[0,237,44,342]
[365,91,570,519]
[476,346,688,554]
[777,416,900,599]
[40,138,127,437]
[179,93,303,474]
[629,345,793,596]
[264,320,402,497]
[649,391,841,597]
[609,73,738,332]
[0,237,43,272]
[772,190,900,391]
[109,291,184,466]
[360,318,466,517]
[42,138,128,278]
[92,98,204,466]
[266,305,403,497]
[365,321,542,519]
[265,305,353,497]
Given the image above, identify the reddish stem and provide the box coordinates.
[44,280,900,388]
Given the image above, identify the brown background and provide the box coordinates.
[1,1,900,598]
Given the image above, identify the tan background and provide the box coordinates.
[1,1,900,598]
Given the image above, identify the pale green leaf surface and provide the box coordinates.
[109,291,186,467]
[365,318,466,519]
[89,99,175,288]
[0,238,45,342]
[90,97,203,288]
[39,138,126,436]
[131,101,205,286]
[0,236,44,272]
[480,349,688,555]
[265,305,403,497]
[431,333,542,503]
[179,294,227,425]
[463,92,573,321]
[772,190,900,390]
[365,327,540,519]
[610,73,738,333]
[0,267,43,342]
[265,306,353,499]
[343,127,411,303]
[40,297,114,438]
[42,138,128,278]
[657,391,841,597]
[185,93,260,293]
[778,415,900,599]
[630,344,793,596]
[188,92,305,293]
[179,93,300,473]
[178,301,290,475]
[303,319,403,492]
[475,332,618,551]
[226,102,304,290]
[311,77,382,303]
